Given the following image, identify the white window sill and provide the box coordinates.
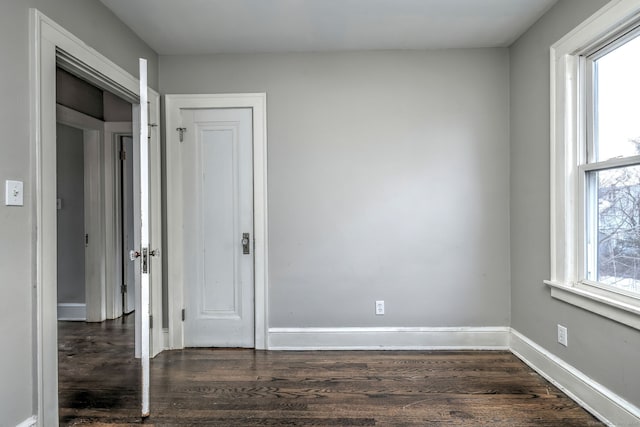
[545,280,640,331]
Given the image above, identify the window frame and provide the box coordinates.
[582,33,640,297]
[548,0,640,331]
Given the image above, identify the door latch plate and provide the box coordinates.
[242,233,250,255]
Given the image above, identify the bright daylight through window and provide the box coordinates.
[585,34,640,296]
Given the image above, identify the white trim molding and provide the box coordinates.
[510,329,640,427]
[103,121,133,323]
[162,328,170,350]
[15,416,37,427]
[268,327,510,350]
[164,93,269,350]
[547,280,640,331]
[56,303,87,321]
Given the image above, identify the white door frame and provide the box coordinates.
[30,9,163,424]
[165,94,269,350]
[104,122,134,321]
[147,90,164,358]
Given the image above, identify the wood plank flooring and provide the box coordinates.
[59,315,604,426]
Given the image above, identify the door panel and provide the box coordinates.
[202,129,237,313]
[182,108,254,347]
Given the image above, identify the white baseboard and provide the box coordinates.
[510,329,640,427]
[127,323,640,426]
[15,415,37,427]
[268,327,510,350]
[57,303,86,321]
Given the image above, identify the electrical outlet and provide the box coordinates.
[375,300,384,315]
[557,324,568,346]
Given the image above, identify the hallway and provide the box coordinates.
[58,317,602,426]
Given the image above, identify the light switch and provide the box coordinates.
[5,180,24,206]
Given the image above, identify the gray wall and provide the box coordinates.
[160,49,511,328]
[0,0,157,424]
[57,68,104,120]
[57,67,134,122]
[0,3,33,423]
[104,92,133,122]
[510,0,640,408]
[56,124,86,305]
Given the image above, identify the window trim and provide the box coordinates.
[549,0,640,331]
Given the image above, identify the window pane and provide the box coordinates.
[594,35,640,161]
[588,165,640,294]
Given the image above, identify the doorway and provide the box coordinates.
[165,94,269,350]
[55,68,139,423]
[32,9,163,422]
[119,135,136,315]
[55,67,135,323]
[55,123,86,321]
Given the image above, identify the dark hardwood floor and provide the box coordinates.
[59,316,604,426]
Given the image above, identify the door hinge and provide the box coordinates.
[85,233,89,247]
[176,127,187,142]
[181,308,185,321]
[149,315,153,329]
[121,283,127,294]
[120,149,126,161]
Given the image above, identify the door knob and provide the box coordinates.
[129,250,141,261]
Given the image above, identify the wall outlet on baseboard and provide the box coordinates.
[375,300,385,315]
[557,324,568,346]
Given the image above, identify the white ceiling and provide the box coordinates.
[99,0,558,55]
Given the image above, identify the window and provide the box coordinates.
[548,0,640,330]
[584,33,640,297]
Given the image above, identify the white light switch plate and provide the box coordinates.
[5,180,24,206]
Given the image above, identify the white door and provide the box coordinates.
[181,108,255,347]
[134,58,151,417]
[133,65,163,416]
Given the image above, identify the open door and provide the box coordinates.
[139,58,151,418]
[133,57,162,418]
[132,58,151,418]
